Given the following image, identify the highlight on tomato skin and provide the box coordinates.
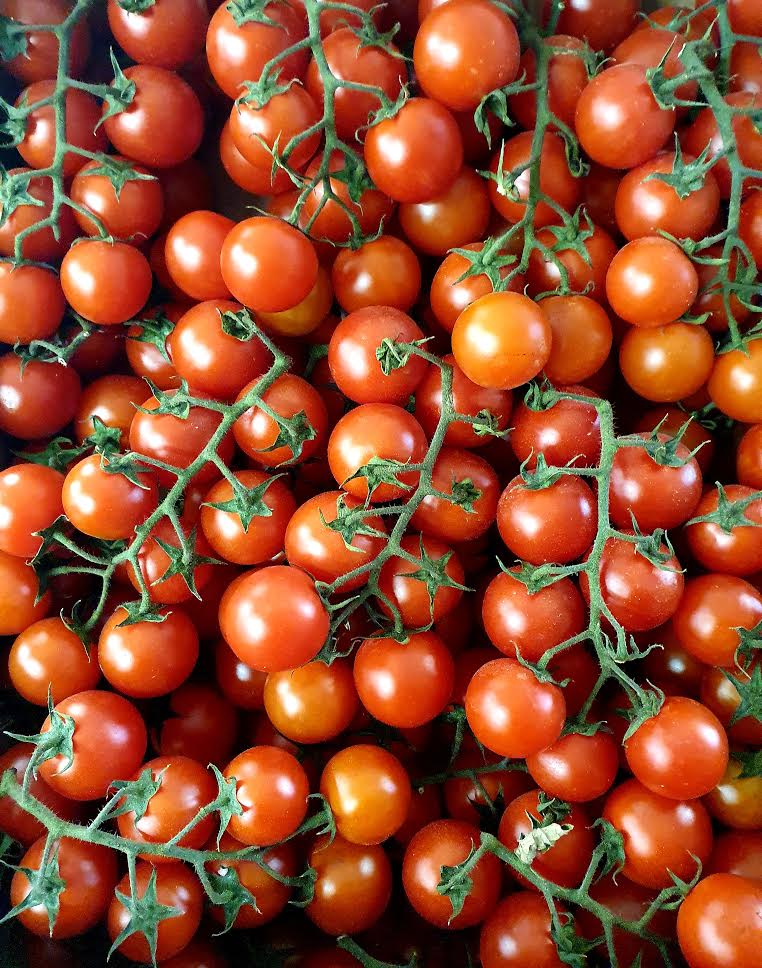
[0,1,761,966]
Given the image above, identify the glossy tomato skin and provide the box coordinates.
[398,167,491,257]
[61,240,153,325]
[526,730,619,803]
[17,81,106,178]
[9,616,100,706]
[0,354,81,440]
[554,0,639,51]
[709,339,762,423]
[403,819,501,929]
[540,295,613,385]
[510,391,602,470]
[164,212,234,302]
[526,223,617,304]
[70,156,164,241]
[159,683,238,767]
[214,638,267,711]
[0,745,81,846]
[207,833,296,930]
[219,565,329,672]
[685,484,762,576]
[677,873,762,968]
[332,236,421,313]
[709,830,762,881]
[0,263,65,346]
[430,243,525,333]
[108,862,203,962]
[62,455,159,541]
[619,321,715,403]
[264,658,359,744]
[0,168,77,263]
[603,778,713,889]
[705,758,762,831]
[480,891,564,968]
[11,837,118,939]
[465,659,566,759]
[38,690,147,801]
[2,0,90,84]
[412,447,500,543]
[672,574,762,667]
[107,0,209,68]
[377,534,465,628]
[510,34,588,131]
[73,374,148,449]
[606,237,699,327]
[230,84,320,170]
[219,119,293,195]
[443,748,532,825]
[0,464,64,558]
[0,551,51,636]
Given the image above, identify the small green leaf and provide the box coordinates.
[0,167,43,226]
[551,914,598,968]
[152,526,220,600]
[219,307,264,343]
[99,49,136,129]
[205,473,284,532]
[0,844,65,934]
[5,698,75,785]
[591,818,626,881]
[436,845,477,923]
[12,437,88,474]
[116,600,168,627]
[210,764,243,847]
[127,311,174,363]
[207,864,257,934]
[108,867,181,967]
[448,478,481,513]
[118,0,156,11]
[226,0,283,28]
[725,664,762,727]
[0,16,28,62]
[343,456,413,500]
[82,156,156,202]
[108,768,165,824]
[735,749,762,779]
[259,409,317,465]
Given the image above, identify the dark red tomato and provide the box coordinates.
[207,833,295,930]
[38,689,147,801]
[499,790,594,888]
[108,862,203,963]
[219,118,294,195]
[677,874,762,968]
[415,354,512,450]
[129,391,235,486]
[615,151,720,242]
[1,0,90,83]
[158,682,238,767]
[395,783,443,848]
[412,447,500,542]
[157,158,213,230]
[625,696,728,801]
[526,223,617,304]
[116,755,216,856]
[17,80,106,178]
[414,0,519,111]
[12,837,117,940]
[200,470,295,566]
[526,730,619,803]
[489,132,581,228]
[306,834,392,936]
[0,744,81,846]
[206,0,308,99]
[514,37,589,132]
[66,324,123,379]
[609,434,702,532]
[672,574,762,667]
[682,92,762,197]
[553,0,638,51]
[430,243,525,333]
[365,97,464,204]
[332,236,421,314]
[574,64,675,169]
[454,107,502,163]
[580,162,621,235]
[377,534,465,628]
[613,27,699,105]
[403,819,501,929]
[541,296,613,385]
[214,638,267,710]
[691,244,751,334]
[480,891,564,968]
[481,569,586,663]
[73,374,148,449]
[61,240,153,325]
[510,390,602,469]
[321,744,411,845]
[580,534,685,632]
[729,0,762,34]
[0,263,65,346]
[99,605,199,698]
[306,27,404,141]
[284,490,386,590]
[164,211,233,302]
[9,616,100,706]
[497,474,597,566]
[107,0,209,68]
[399,166,491,257]
[264,658,359,744]
[223,745,309,845]
[62,455,159,541]
[709,338,762,424]
[0,355,81,440]
[129,518,215,605]
[0,463,64,558]
[686,484,762,576]
[737,424,762,489]
[465,658,566,759]
[220,216,318,312]
[103,65,204,168]
[739,190,762,265]
[606,237,699,326]
[640,621,706,698]
[619,322,715,403]
[603,778,713,889]
[443,747,532,824]
[704,758,762,831]
[634,407,715,474]
[0,551,51,636]
[149,231,188,299]
[328,403,427,503]
[709,830,762,881]
[353,632,455,728]
[229,83,320,170]
[219,565,329,672]
[0,169,77,263]
[542,642,601,717]
[234,373,328,467]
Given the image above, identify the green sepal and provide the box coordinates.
[499,558,569,594]
[725,663,762,727]
[0,844,64,935]
[226,0,283,28]
[116,600,168,627]
[107,866,181,967]
[127,310,174,363]
[621,687,665,742]
[519,452,565,490]
[590,818,626,881]
[551,914,599,968]
[5,695,74,785]
[81,156,156,202]
[343,456,413,501]
[644,137,716,200]
[99,50,136,130]
[205,473,284,532]
[447,477,482,512]
[12,437,88,474]
[436,841,479,923]
[219,307,265,343]
[399,537,471,622]
[326,149,374,205]
[259,409,317,465]
[0,167,43,227]
[375,336,431,375]
[0,16,28,62]
[152,526,221,599]
[207,865,257,934]
[14,315,93,367]
[735,749,762,779]
[470,408,508,438]
[210,764,244,848]
[107,767,165,824]
[85,415,122,458]
[321,493,386,551]
[686,482,762,533]
[136,380,192,419]
[0,93,30,149]
[473,86,518,148]
[118,0,156,11]
[101,451,155,490]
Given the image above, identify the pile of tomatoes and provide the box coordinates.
[0,0,762,966]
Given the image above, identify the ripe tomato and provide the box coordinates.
[575,64,675,169]
[0,551,50,636]
[443,748,531,824]
[0,745,81,846]
[606,237,698,326]
[11,837,117,939]
[619,322,715,402]
[353,632,455,728]
[481,569,586,663]
[207,833,296,930]
[108,862,203,963]
[704,759,762,831]
[737,424,762,489]
[403,819,501,929]
[677,874,762,968]
[0,463,64,558]
[497,474,597,566]
[103,65,204,169]
[107,0,208,68]
[682,92,762,198]
[412,446,500,542]
[603,778,713,889]
[69,156,163,241]
[332,236,421,313]
[526,730,619,803]
[219,565,329,672]
[158,683,238,767]
[128,518,215,605]
[686,484,762,576]
[480,891,565,968]
[214,638,267,711]
[634,407,715,474]
[700,663,762,745]
[38,689,147,801]
[709,830,762,881]
[613,26,700,105]
[672,573,762,667]
[9,617,100,706]
[399,166,491,257]
[73,374,148,449]
[708,338,762,423]
[554,0,639,51]
[430,243,525,333]
[510,34,588,130]
[0,168,77,263]
[739,190,762,265]
[223,745,309,845]
[526,223,617,304]
[364,98,463,204]
[1,0,90,84]
[306,833,392,936]
[377,534,465,628]
[510,391,602,469]
[540,296,613,385]
[157,158,213,229]
[164,211,234,302]
[62,455,159,541]
[61,240,152,326]
[0,354,81,440]
[219,119,293,195]
[99,605,199,698]
[0,263,64,347]
[264,658,359,744]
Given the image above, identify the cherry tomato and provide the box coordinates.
[0,353,82,440]
[0,463,64,558]
[0,744,81,846]
[1,0,90,84]
[633,407,715,473]
[223,745,309,845]
[677,873,762,968]
[61,240,152,326]
[606,237,699,327]
[672,574,762,667]
[207,833,296,930]
[0,550,51,636]
[0,263,65,345]
[377,534,465,628]
[332,236,421,314]
[480,891,564,968]
[63,454,159,541]
[704,758,762,831]
[399,166,491,257]
[554,0,639,52]
[510,390,602,469]
[619,322,715,402]
[9,616,100,706]
[540,296,613,385]
[708,338,762,423]
[73,374,148,449]
[686,484,762,576]
[682,92,762,198]
[164,211,234,302]
[219,119,293,194]
[510,34,588,130]
[526,222,617,304]
[264,658,359,744]
[526,730,619,803]
[107,0,209,68]
[158,682,238,767]
[0,168,77,263]
[412,446,500,542]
